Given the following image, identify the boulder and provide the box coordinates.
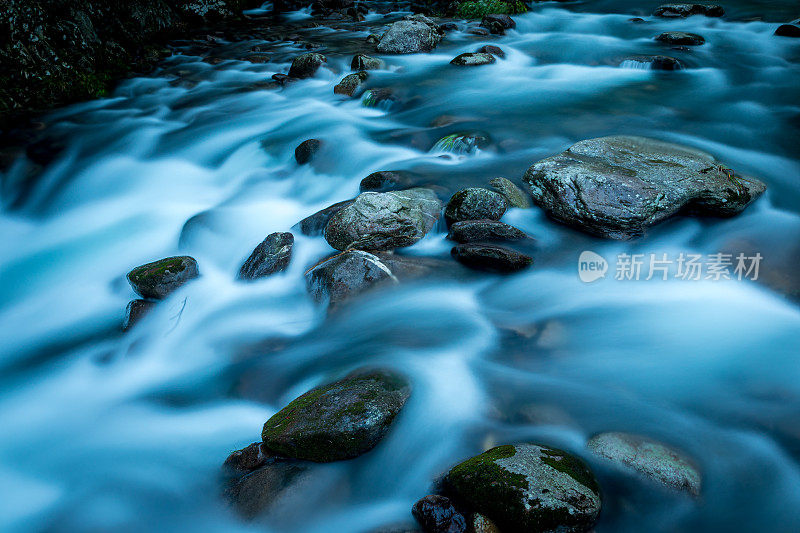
[122,299,155,331]
[489,177,531,208]
[295,200,354,236]
[775,24,800,38]
[261,369,411,462]
[476,45,505,58]
[362,88,399,110]
[412,495,468,533]
[588,432,701,495]
[224,457,312,519]
[352,54,385,70]
[431,133,490,155]
[366,33,381,45]
[480,14,516,35]
[523,135,766,239]
[451,244,532,273]
[360,170,415,193]
[447,220,527,243]
[224,441,272,476]
[238,232,294,281]
[450,53,496,66]
[444,444,601,532]
[445,188,507,224]
[377,20,442,54]
[655,31,705,45]
[653,3,724,17]
[127,256,199,300]
[619,55,683,71]
[295,138,323,164]
[323,188,442,251]
[470,513,500,533]
[288,52,327,78]
[334,71,368,96]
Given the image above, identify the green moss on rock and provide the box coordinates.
[457,0,527,19]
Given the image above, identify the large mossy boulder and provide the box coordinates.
[261,369,411,462]
[324,188,442,251]
[523,136,766,239]
[588,432,701,496]
[377,18,442,54]
[238,232,294,281]
[444,444,601,532]
[457,1,526,19]
[127,256,199,299]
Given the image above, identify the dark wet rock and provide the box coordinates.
[366,33,381,45]
[629,17,646,23]
[477,45,505,58]
[450,53,496,66]
[451,244,532,273]
[775,24,800,38]
[655,31,705,46]
[295,200,354,236]
[439,22,459,32]
[653,3,724,18]
[272,73,290,86]
[431,133,490,155]
[412,495,468,533]
[295,139,323,164]
[523,135,766,239]
[470,513,501,533]
[361,88,399,110]
[127,256,199,300]
[288,52,327,79]
[620,55,683,71]
[480,14,516,35]
[377,19,443,54]
[123,299,155,331]
[352,54,385,70]
[445,188,507,224]
[225,457,312,519]
[360,170,415,193]
[444,444,601,532]
[324,188,442,251]
[238,232,294,281]
[588,432,701,495]
[468,27,490,36]
[489,177,531,208]
[447,220,527,243]
[261,369,411,462]
[224,441,272,476]
[334,71,368,96]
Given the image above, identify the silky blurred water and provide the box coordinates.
[1,2,799,532]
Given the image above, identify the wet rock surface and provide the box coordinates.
[447,220,527,243]
[476,45,505,58]
[412,495,468,533]
[127,256,199,299]
[377,18,442,54]
[224,456,312,519]
[351,54,385,70]
[653,3,724,17]
[295,138,323,164]
[450,53,496,66]
[774,24,800,37]
[123,299,156,331]
[334,71,368,96]
[588,432,702,495]
[295,200,354,236]
[445,188,507,224]
[261,369,411,462]
[451,244,532,273]
[239,232,294,280]
[288,52,327,78]
[523,135,766,239]
[620,55,683,70]
[444,444,601,532]
[360,170,416,193]
[489,177,531,208]
[655,31,706,45]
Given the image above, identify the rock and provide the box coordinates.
[653,3,724,17]
[352,54,386,70]
[470,513,500,533]
[361,88,399,110]
[439,22,459,32]
[444,444,601,532]
[476,45,505,58]
[323,188,442,251]
[411,495,468,533]
[629,17,646,23]
[655,31,705,45]
[295,139,322,164]
[431,133,490,155]
[261,369,411,462]
[445,188,507,224]
[451,244,532,273]
[334,71,368,96]
[238,232,294,281]
[588,432,701,496]
[775,24,800,38]
[225,457,312,519]
[295,200,354,236]
[288,52,327,78]
[523,135,766,239]
[360,170,415,193]
[366,33,381,45]
[619,55,683,71]
[489,177,531,208]
[450,53,496,66]
[122,299,155,331]
[376,20,442,54]
[447,220,527,243]
[468,28,490,37]
[480,14,516,35]
[272,73,290,85]
[224,442,272,476]
[127,256,199,300]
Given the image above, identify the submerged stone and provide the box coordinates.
[619,55,683,71]
[431,133,490,155]
[775,24,800,38]
[588,432,702,495]
[523,135,766,239]
[444,444,601,532]
[445,188,507,224]
[450,53,496,66]
[476,45,505,58]
[261,369,411,462]
[295,138,323,164]
[361,88,399,110]
[123,299,155,331]
[334,71,368,96]
[238,232,294,281]
[225,457,312,519]
[655,31,705,45]
[127,256,199,300]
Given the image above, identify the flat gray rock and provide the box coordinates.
[523,135,765,239]
[377,20,442,54]
[451,53,496,66]
[445,188,507,224]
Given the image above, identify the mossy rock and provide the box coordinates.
[457,0,527,19]
[261,369,411,462]
[444,444,601,532]
[126,256,198,299]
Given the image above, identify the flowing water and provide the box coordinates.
[1,1,800,531]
